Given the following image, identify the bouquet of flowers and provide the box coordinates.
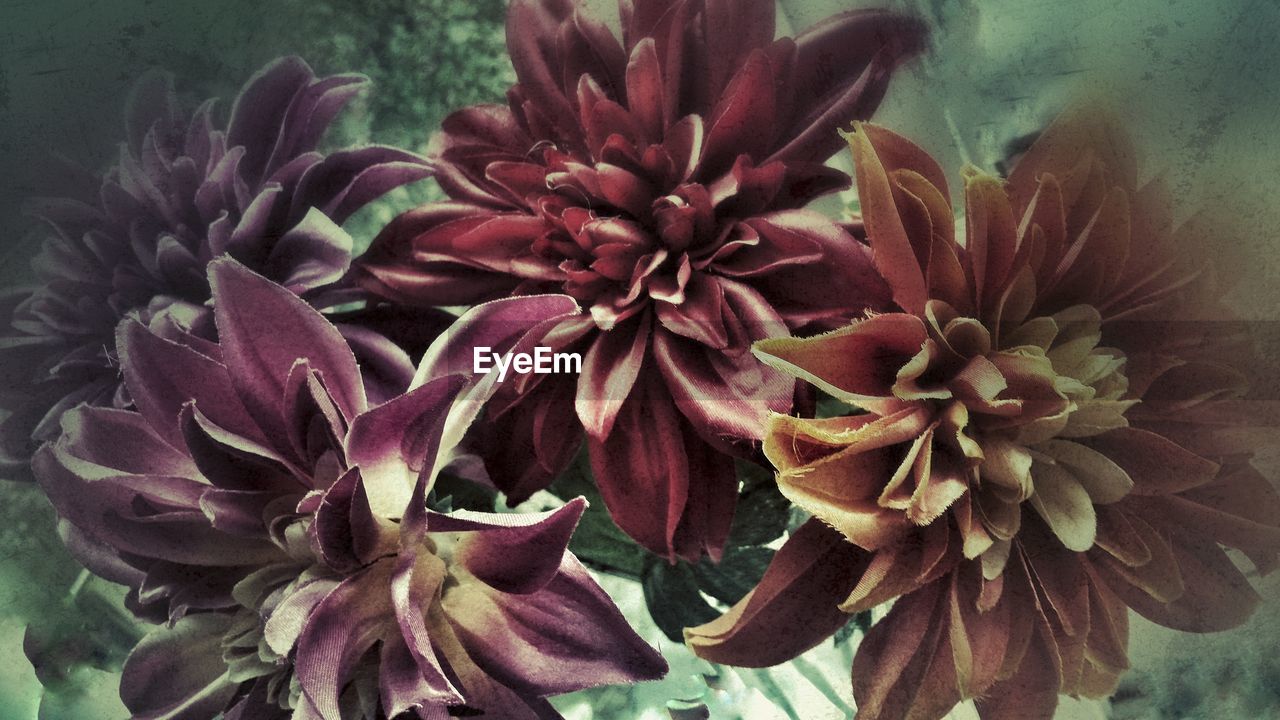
[2,0,1276,718]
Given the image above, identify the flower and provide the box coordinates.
[353,0,926,560]
[0,56,432,475]
[685,110,1280,718]
[34,259,666,719]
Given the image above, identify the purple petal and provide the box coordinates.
[209,257,367,439]
[295,560,396,719]
[428,498,585,594]
[35,445,280,568]
[344,375,467,517]
[58,404,199,478]
[266,208,353,293]
[441,553,667,696]
[120,614,238,720]
[389,548,465,709]
[296,146,433,225]
[262,577,340,657]
[415,295,580,384]
[117,317,264,449]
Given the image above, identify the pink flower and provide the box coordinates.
[35,259,666,719]
[354,0,926,560]
[685,110,1280,718]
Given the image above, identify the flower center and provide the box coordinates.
[529,150,717,329]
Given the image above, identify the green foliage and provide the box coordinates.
[26,581,141,719]
[724,459,790,548]
[743,668,802,720]
[640,559,721,644]
[280,0,513,152]
[428,471,499,513]
[833,609,874,646]
[0,481,143,714]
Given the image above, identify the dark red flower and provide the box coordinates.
[354,0,926,560]
[0,57,432,475]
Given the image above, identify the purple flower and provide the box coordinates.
[353,0,926,561]
[0,57,432,474]
[34,259,666,719]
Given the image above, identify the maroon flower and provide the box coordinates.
[34,259,666,719]
[0,57,432,475]
[354,0,926,560]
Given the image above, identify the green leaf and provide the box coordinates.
[666,700,711,720]
[691,546,773,607]
[428,472,498,513]
[815,389,864,419]
[641,558,721,644]
[833,609,874,647]
[724,460,790,548]
[792,656,855,715]
[743,668,802,720]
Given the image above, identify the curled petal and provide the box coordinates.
[754,313,927,410]
[432,499,585,594]
[686,518,869,666]
[295,560,395,720]
[442,553,667,696]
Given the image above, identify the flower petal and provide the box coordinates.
[1028,461,1098,552]
[209,258,366,436]
[1038,439,1133,504]
[345,375,466,517]
[431,499,585,594]
[576,314,649,440]
[117,317,263,449]
[753,313,927,409]
[1085,427,1218,496]
[442,553,667,696]
[120,613,238,720]
[295,560,396,719]
[685,518,869,667]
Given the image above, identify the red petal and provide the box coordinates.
[685,518,869,666]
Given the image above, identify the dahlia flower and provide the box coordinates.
[685,110,1280,718]
[34,259,666,719]
[0,56,432,474]
[354,0,927,560]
